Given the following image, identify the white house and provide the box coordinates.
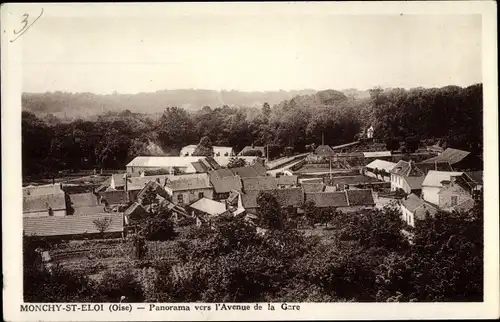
[400,193,438,227]
[180,145,235,157]
[389,160,426,194]
[364,159,397,182]
[421,170,464,206]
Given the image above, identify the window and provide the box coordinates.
[451,195,458,206]
[177,194,184,204]
[198,192,204,199]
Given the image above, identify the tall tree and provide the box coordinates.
[192,136,214,157]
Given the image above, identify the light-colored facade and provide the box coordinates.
[180,145,235,157]
[165,186,214,206]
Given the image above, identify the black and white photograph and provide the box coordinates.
[2,1,498,321]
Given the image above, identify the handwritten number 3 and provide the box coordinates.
[10,8,44,43]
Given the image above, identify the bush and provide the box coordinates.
[96,271,145,302]
[241,149,263,157]
[140,216,177,241]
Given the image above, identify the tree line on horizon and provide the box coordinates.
[22,84,482,179]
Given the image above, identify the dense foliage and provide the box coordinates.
[22,84,482,178]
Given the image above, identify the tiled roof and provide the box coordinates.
[23,192,66,213]
[466,171,483,185]
[191,161,208,173]
[137,181,169,200]
[421,148,470,165]
[23,184,64,197]
[315,145,334,156]
[271,188,304,207]
[390,160,425,177]
[231,162,267,178]
[165,176,211,191]
[210,176,243,193]
[69,192,100,207]
[304,192,349,207]
[422,170,464,187]
[346,189,375,206]
[301,183,325,193]
[238,146,266,156]
[189,197,227,216]
[99,190,130,205]
[403,176,425,190]
[241,188,304,208]
[327,175,379,185]
[242,177,278,191]
[365,159,397,172]
[23,213,124,237]
[277,175,298,186]
[210,168,235,179]
[401,193,426,212]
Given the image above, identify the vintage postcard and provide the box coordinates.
[1,1,499,321]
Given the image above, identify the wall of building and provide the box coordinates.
[438,183,473,208]
[400,204,415,227]
[169,188,214,205]
[391,174,411,193]
[421,186,441,206]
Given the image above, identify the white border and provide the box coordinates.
[2,2,499,321]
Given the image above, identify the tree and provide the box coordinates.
[256,191,283,230]
[192,136,214,157]
[140,216,177,241]
[404,136,420,153]
[240,149,263,157]
[385,137,400,152]
[318,207,336,229]
[93,217,112,235]
[140,186,158,213]
[132,235,148,260]
[262,102,271,118]
[227,157,247,168]
[302,199,317,228]
[157,107,194,150]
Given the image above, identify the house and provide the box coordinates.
[364,159,397,182]
[437,173,477,209]
[400,193,439,227]
[304,189,375,212]
[23,192,67,217]
[240,188,304,215]
[180,145,235,157]
[325,175,380,191]
[126,156,258,174]
[421,170,464,206]
[209,175,243,201]
[67,192,105,216]
[190,157,221,173]
[315,145,334,156]
[23,213,124,240]
[301,182,325,193]
[420,148,481,171]
[164,175,213,206]
[189,197,228,226]
[237,145,266,157]
[390,160,426,194]
[241,177,278,192]
[277,175,298,189]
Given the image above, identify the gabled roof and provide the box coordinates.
[23,192,66,213]
[401,193,439,220]
[346,189,375,206]
[231,162,267,178]
[365,159,397,172]
[301,183,325,193]
[210,176,243,194]
[23,213,124,237]
[277,175,298,186]
[390,160,425,177]
[304,192,349,208]
[189,197,227,216]
[23,184,64,197]
[69,192,100,207]
[466,171,483,185]
[98,190,130,205]
[242,177,278,191]
[422,170,464,187]
[165,176,211,191]
[271,188,304,207]
[421,148,470,165]
[403,176,425,190]
[238,146,266,156]
[315,145,334,156]
[327,175,379,186]
[210,168,235,179]
[136,180,169,200]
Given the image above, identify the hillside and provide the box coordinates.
[22,89,318,120]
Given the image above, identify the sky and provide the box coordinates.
[22,12,482,94]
